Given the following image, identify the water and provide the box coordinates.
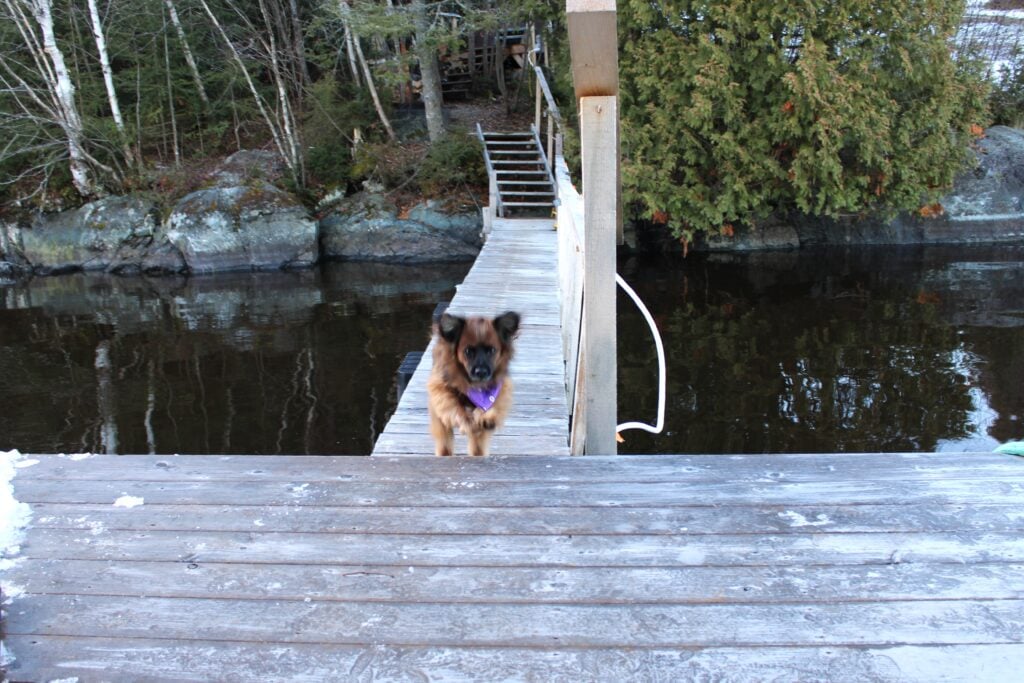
[3,246,1023,456]
[0,262,467,455]
[617,245,1024,454]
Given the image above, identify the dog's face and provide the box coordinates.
[437,311,520,385]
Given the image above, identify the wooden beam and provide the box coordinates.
[567,0,622,243]
[579,96,618,454]
[566,0,619,99]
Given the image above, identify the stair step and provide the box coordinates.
[497,180,553,185]
[495,170,548,175]
[499,191,555,196]
[485,140,535,146]
[491,160,544,165]
[488,151,540,156]
[483,132,534,138]
[501,201,555,207]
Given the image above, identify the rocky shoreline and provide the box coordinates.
[0,151,485,281]
[3,126,1023,280]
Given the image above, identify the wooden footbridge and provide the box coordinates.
[3,2,1024,680]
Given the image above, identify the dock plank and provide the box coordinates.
[372,216,570,456]
[4,452,1024,681]
[6,637,1021,683]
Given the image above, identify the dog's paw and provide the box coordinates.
[471,408,496,431]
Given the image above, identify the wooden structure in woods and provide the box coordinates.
[5,3,1023,680]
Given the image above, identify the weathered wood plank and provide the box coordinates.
[15,474,1024,507]
[26,501,1024,535]
[7,637,1021,683]
[18,452,1021,484]
[9,594,1024,647]
[8,558,1023,605]
[19,527,1024,567]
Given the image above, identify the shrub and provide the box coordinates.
[619,0,990,240]
[417,131,487,196]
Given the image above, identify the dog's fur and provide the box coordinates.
[427,311,520,456]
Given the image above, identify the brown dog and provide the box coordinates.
[427,311,520,456]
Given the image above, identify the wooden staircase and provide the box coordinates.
[478,128,556,218]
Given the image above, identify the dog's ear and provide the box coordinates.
[438,313,466,344]
[493,311,521,345]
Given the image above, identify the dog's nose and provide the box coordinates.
[471,365,492,381]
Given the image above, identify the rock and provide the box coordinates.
[208,150,286,186]
[12,196,185,275]
[687,125,1024,252]
[167,181,318,273]
[793,125,1024,247]
[700,221,800,251]
[320,192,482,263]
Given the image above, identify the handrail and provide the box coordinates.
[528,38,565,178]
[475,122,502,221]
[530,123,558,205]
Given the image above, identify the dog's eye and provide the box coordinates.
[483,346,495,356]
[464,348,474,358]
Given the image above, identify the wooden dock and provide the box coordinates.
[371,216,570,457]
[3,450,1023,680]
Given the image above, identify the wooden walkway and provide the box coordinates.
[372,216,570,457]
[3,450,1024,680]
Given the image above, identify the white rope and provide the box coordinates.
[615,273,666,435]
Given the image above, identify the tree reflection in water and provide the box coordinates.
[618,245,1024,454]
[0,262,467,455]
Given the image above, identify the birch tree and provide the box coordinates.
[163,0,210,110]
[1,0,97,196]
[86,0,136,169]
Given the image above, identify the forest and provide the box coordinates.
[1,0,1022,238]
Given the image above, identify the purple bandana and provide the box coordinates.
[466,380,503,411]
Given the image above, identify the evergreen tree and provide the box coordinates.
[619,0,990,241]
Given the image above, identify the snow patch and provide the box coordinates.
[61,452,96,461]
[1,449,33,564]
[113,495,145,508]
[1,449,33,672]
[778,511,833,527]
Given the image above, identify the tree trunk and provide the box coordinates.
[164,23,180,167]
[163,0,210,110]
[197,0,293,171]
[339,0,395,141]
[257,0,303,184]
[411,0,444,142]
[86,0,136,169]
[24,0,96,196]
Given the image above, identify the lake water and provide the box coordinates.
[0,263,467,455]
[2,245,1022,456]
[617,245,1024,454]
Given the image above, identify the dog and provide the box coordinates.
[427,311,520,456]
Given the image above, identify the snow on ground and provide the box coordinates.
[961,1,1024,78]
[1,449,32,568]
[1,449,34,670]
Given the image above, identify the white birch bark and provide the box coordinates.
[163,0,210,109]
[86,0,135,168]
[196,0,293,171]
[257,0,302,180]
[339,0,396,141]
[9,0,96,196]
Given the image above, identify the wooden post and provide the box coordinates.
[579,96,618,454]
[568,0,619,454]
